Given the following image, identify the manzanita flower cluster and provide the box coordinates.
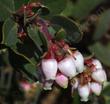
[72,59,107,101]
[14,2,107,102]
[41,40,107,102]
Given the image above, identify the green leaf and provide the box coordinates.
[43,0,67,16]
[2,18,18,49]
[28,26,48,52]
[38,32,48,51]
[89,42,110,67]
[62,0,104,20]
[55,29,66,40]
[8,47,39,82]
[2,18,41,66]
[50,15,82,43]
[93,10,110,40]
[23,63,38,81]
[28,26,42,51]
[0,0,15,21]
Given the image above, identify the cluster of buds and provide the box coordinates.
[40,40,107,102]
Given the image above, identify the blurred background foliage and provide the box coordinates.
[0,0,110,104]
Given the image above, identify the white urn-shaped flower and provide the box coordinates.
[58,56,77,78]
[42,59,58,80]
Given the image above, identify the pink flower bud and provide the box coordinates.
[41,59,58,80]
[43,80,53,90]
[58,56,77,78]
[92,59,103,70]
[78,85,90,102]
[73,51,84,73]
[90,82,102,95]
[55,73,68,88]
[92,69,107,83]
[20,81,31,91]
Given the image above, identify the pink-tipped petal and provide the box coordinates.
[58,56,77,78]
[92,69,107,83]
[42,59,58,80]
[90,82,102,96]
[55,74,68,88]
